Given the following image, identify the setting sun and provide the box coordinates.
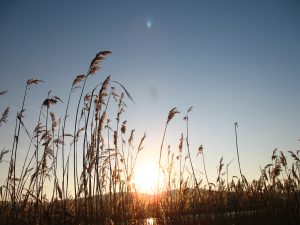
[133,162,164,194]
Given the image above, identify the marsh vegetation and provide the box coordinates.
[0,52,299,225]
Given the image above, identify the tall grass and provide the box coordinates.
[0,52,299,225]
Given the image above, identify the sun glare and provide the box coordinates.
[133,162,163,194]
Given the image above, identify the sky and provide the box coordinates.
[0,0,299,191]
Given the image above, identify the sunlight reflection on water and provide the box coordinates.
[146,217,154,225]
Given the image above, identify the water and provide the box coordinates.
[139,209,265,224]
[136,217,156,225]
[146,218,155,225]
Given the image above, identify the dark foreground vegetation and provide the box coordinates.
[0,51,299,225]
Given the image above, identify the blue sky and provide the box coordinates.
[0,0,299,187]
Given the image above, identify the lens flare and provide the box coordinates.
[146,20,152,29]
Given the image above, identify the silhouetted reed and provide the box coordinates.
[0,52,299,225]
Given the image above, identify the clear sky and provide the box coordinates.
[0,0,299,188]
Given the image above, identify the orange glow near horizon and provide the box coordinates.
[133,161,164,194]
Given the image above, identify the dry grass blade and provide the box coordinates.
[53,96,63,103]
[0,148,9,163]
[264,163,272,170]
[56,182,63,199]
[292,164,300,182]
[112,80,135,103]
[288,150,299,162]
[0,90,7,96]
[42,96,62,108]
[43,98,57,107]
[113,131,118,147]
[187,106,193,113]
[272,148,278,160]
[138,132,146,152]
[84,93,91,103]
[50,112,57,129]
[102,75,111,88]
[72,74,86,87]
[197,145,203,156]
[0,107,9,126]
[88,51,112,75]
[17,115,32,140]
[26,79,43,86]
[128,129,135,147]
[218,157,224,174]
[97,76,111,103]
[178,133,184,153]
[271,163,282,180]
[74,127,85,142]
[121,120,127,134]
[167,107,180,124]
[279,151,287,167]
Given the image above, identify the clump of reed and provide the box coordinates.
[0,51,299,225]
[0,51,145,224]
[154,108,300,225]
